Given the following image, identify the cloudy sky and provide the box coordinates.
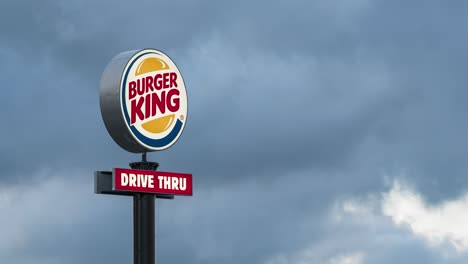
[1,0,468,263]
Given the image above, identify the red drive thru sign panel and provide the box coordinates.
[113,168,192,196]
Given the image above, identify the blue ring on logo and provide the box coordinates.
[121,52,183,148]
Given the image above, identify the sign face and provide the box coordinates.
[100,49,188,153]
[113,168,193,196]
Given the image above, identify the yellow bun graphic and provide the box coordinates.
[135,57,169,76]
[134,57,174,134]
[142,114,175,134]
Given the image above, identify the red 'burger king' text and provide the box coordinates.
[128,72,180,124]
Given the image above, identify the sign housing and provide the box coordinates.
[100,49,188,153]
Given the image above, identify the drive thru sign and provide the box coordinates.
[114,168,192,196]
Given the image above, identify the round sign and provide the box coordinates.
[100,49,188,153]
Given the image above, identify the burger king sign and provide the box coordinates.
[100,49,187,153]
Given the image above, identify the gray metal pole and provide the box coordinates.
[130,154,159,264]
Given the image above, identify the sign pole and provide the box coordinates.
[130,153,158,264]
